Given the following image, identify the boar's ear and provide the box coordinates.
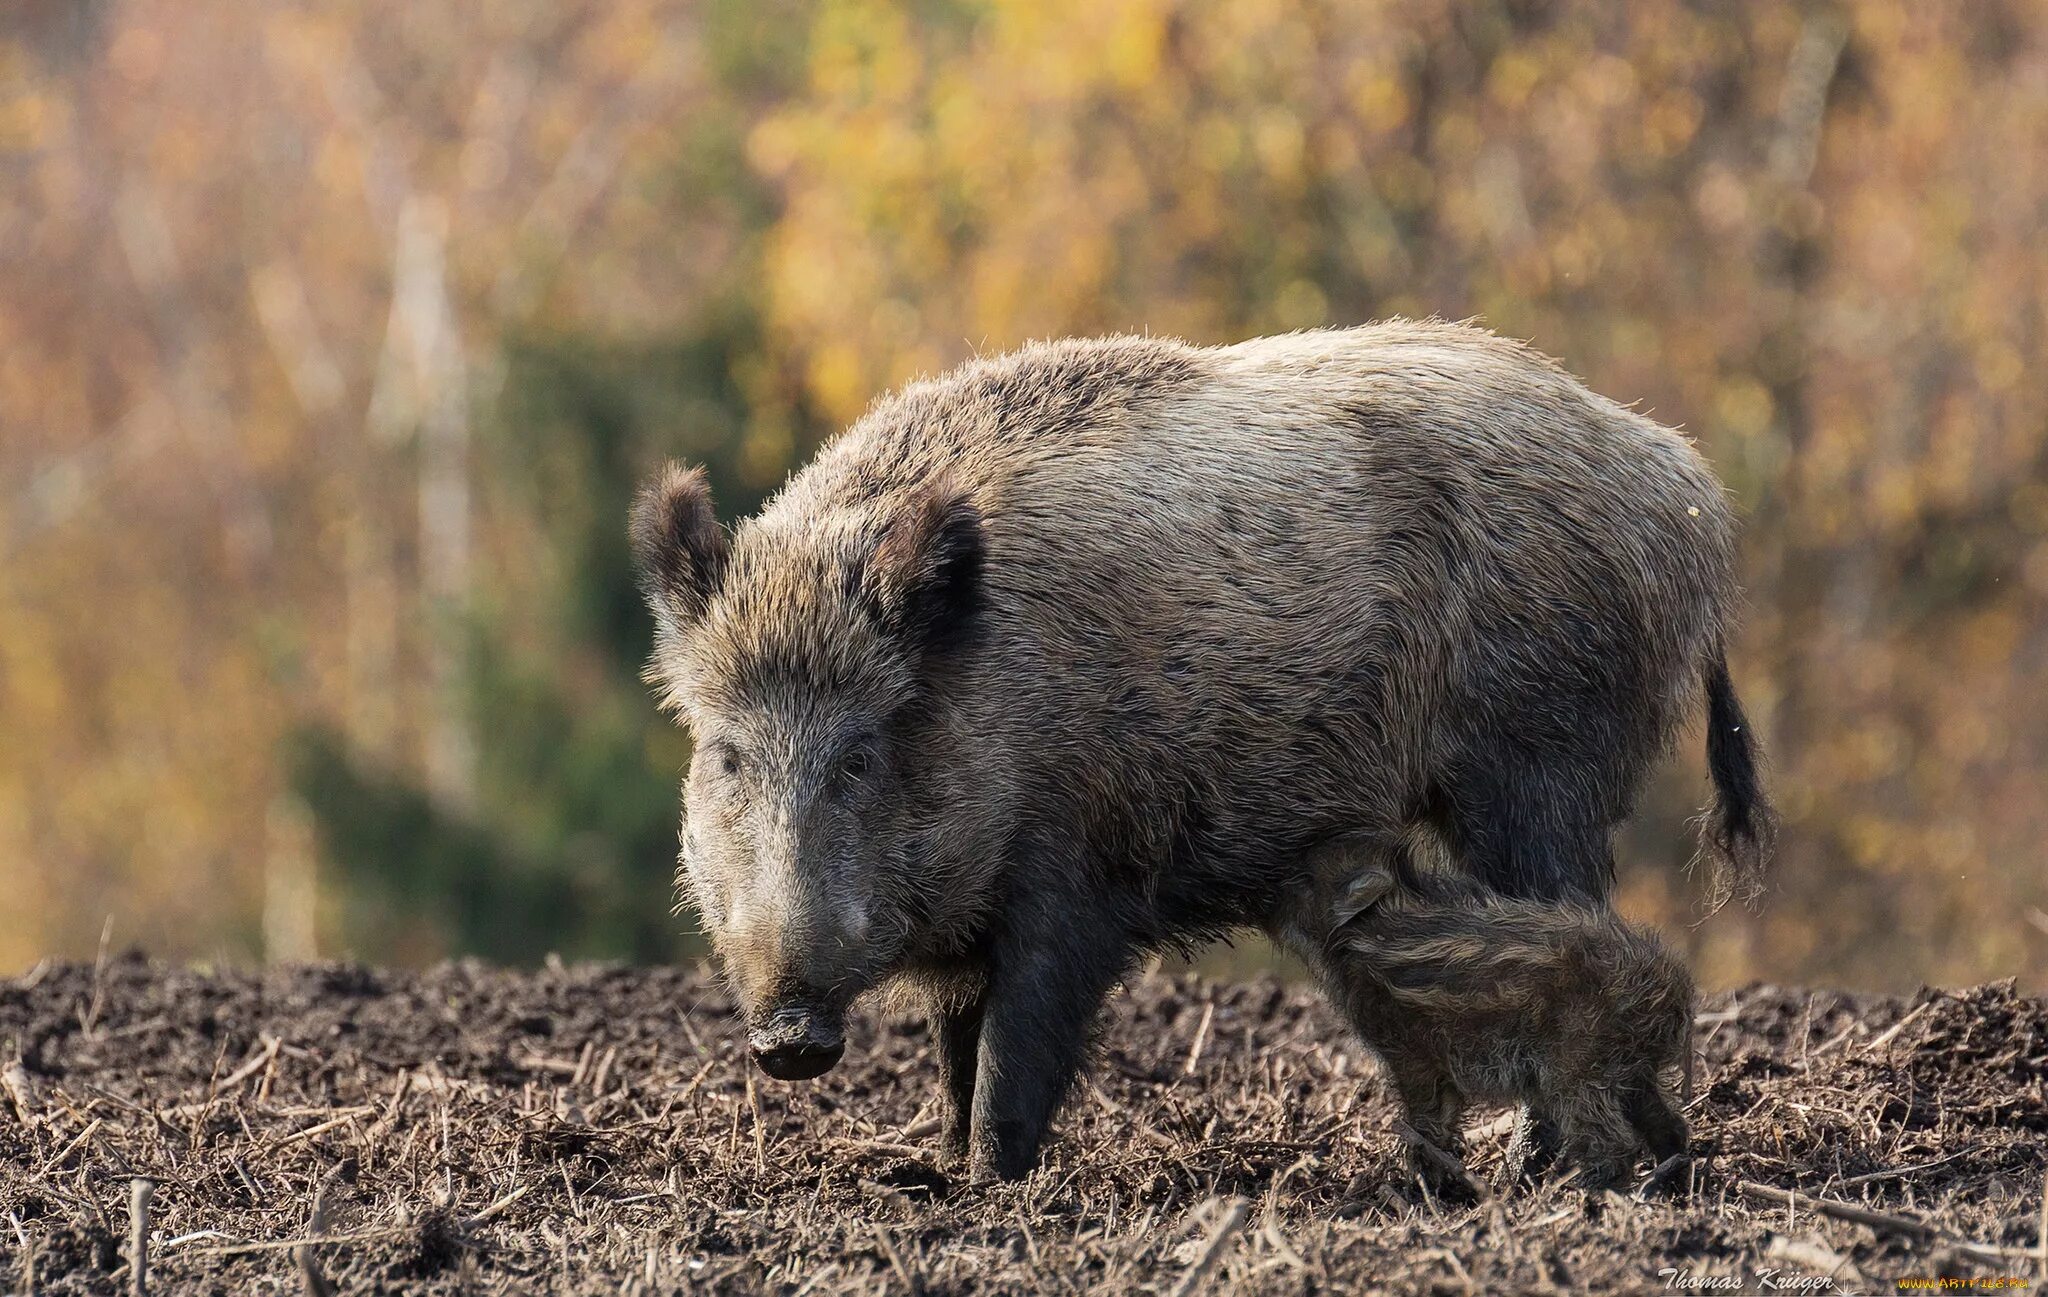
[1330,865,1396,929]
[858,480,985,651]
[630,463,729,636]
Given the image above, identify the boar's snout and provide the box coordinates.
[748,1005,845,1081]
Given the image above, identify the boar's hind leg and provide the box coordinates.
[969,900,1131,1182]
[1431,763,1619,904]
[931,997,985,1161]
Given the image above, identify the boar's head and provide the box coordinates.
[630,463,985,1080]
[1273,834,1401,959]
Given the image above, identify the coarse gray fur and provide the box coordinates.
[631,320,1769,1180]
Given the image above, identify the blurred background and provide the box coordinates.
[2,0,2044,990]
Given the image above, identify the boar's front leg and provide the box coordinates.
[931,997,985,1161]
[968,896,1130,1182]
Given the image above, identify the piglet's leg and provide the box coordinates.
[1385,1059,1481,1200]
[1622,1073,1689,1163]
[1503,1108,1564,1184]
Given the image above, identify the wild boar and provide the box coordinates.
[1277,843,1694,1193]
[631,320,1769,1180]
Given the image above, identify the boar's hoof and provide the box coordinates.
[748,1010,846,1080]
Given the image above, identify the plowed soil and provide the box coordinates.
[1,954,2043,1294]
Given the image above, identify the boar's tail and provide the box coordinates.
[1699,645,1775,904]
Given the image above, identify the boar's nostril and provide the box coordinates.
[747,1007,846,1081]
[750,1036,845,1080]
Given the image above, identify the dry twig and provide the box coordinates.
[295,1166,344,1297]
[1168,1197,1248,1297]
[870,1223,919,1295]
[1393,1120,1488,1202]
[2,1060,39,1125]
[1183,1000,1216,1076]
[127,1177,153,1297]
[1735,1181,2035,1267]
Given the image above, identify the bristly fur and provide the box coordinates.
[630,319,1768,1179]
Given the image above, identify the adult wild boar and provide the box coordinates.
[632,320,1772,1181]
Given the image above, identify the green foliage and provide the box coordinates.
[286,727,574,963]
[293,315,786,964]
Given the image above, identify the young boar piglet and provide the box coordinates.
[1284,843,1695,1192]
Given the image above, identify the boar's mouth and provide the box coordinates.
[747,1003,846,1081]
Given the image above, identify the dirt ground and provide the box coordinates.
[0,954,2042,1295]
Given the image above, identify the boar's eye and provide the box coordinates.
[707,742,745,778]
[830,740,880,790]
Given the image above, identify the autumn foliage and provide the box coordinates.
[1,0,2043,988]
